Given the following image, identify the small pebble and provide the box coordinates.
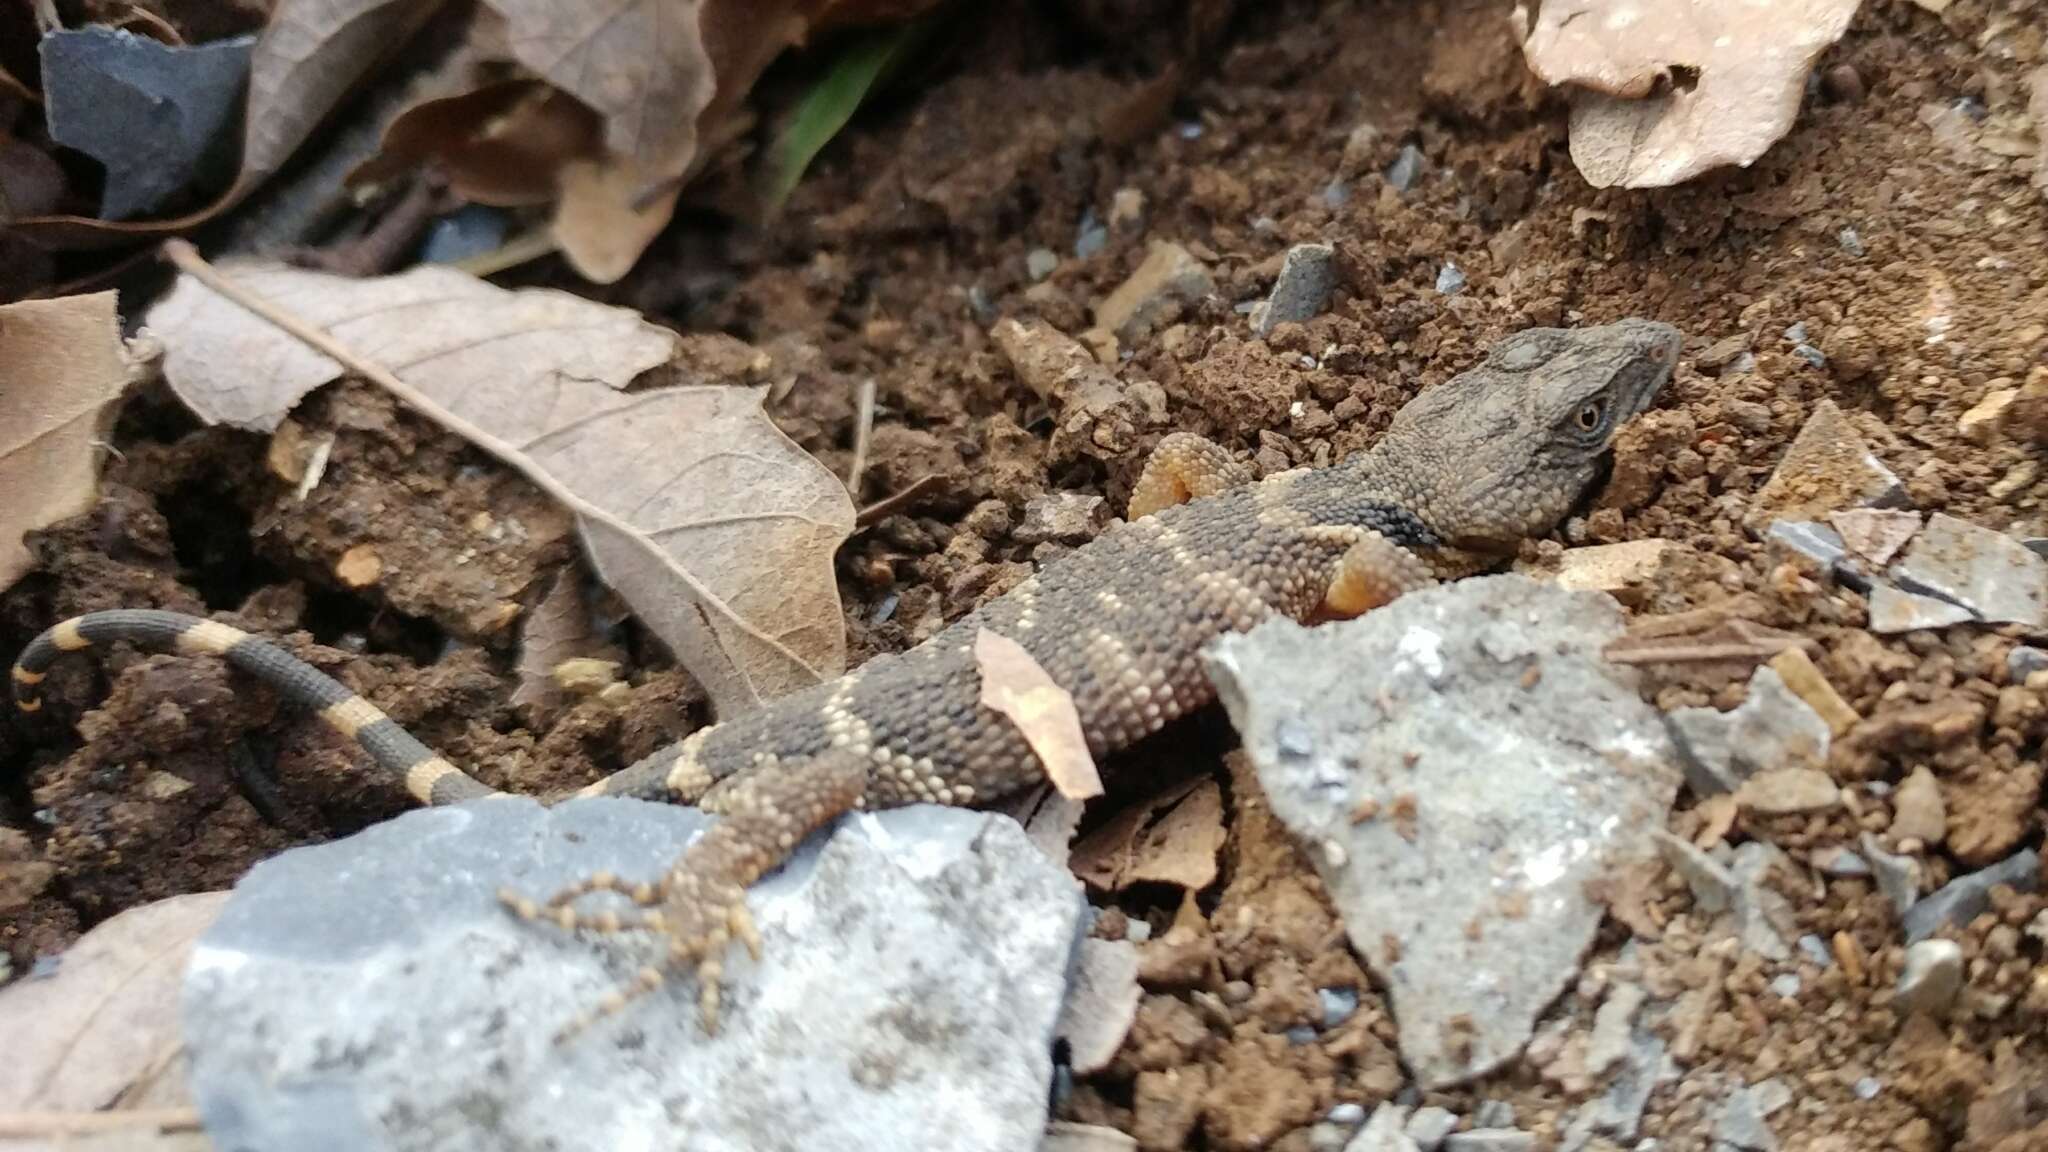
[1319,986,1360,1028]
[1176,121,1204,139]
[1406,1106,1458,1152]
[1073,211,1107,260]
[1473,1101,1516,1129]
[1894,939,1964,1015]
[1125,919,1152,943]
[1770,974,1802,998]
[1797,934,1834,967]
[1321,179,1350,207]
[1853,1077,1882,1100]
[1026,248,1058,281]
[1837,227,1866,256]
[1285,1025,1319,1046]
[1436,262,1465,295]
[1221,979,1252,1003]
[1386,143,1425,191]
[1328,1103,1367,1127]
[2007,647,2048,683]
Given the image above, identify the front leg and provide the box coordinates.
[1129,432,1254,519]
[503,748,868,1040]
[1321,532,1441,618]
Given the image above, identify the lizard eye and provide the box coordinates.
[1574,399,1608,433]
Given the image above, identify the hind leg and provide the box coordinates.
[1128,433,1253,519]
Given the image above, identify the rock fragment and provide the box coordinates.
[1548,540,1684,604]
[1056,938,1141,1075]
[1744,400,1904,532]
[1444,1131,1534,1152]
[1894,940,1964,1016]
[1405,1107,1458,1151]
[184,799,1085,1152]
[1765,648,1859,735]
[1889,512,2047,628]
[1665,666,1832,796]
[1889,767,1947,847]
[1868,584,1976,633]
[1735,767,1841,815]
[1347,1104,1421,1152]
[1093,241,1215,345]
[1015,492,1111,545]
[1653,830,1737,913]
[1203,575,1678,1088]
[1714,1084,1781,1152]
[1859,833,1922,919]
[1903,849,2041,943]
[1828,509,1922,567]
[1252,243,1337,336]
[1958,387,2017,444]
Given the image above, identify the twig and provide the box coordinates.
[1604,637,1817,666]
[845,377,877,496]
[452,227,562,279]
[0,1107,203,1137]
[855,474,947,527]
[156,239,819,680]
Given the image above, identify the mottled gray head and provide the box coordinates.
[1366,319,1682,551]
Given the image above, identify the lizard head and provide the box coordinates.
[1368,318,1682,553]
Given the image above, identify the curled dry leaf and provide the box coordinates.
[0,891,228,1117]
[1520,0,1861,188]
[15,0,446,246]
[144,261,855,714]
[512,567,626,716]
[1069,778,1227,891]
[975,628,1103,801]
[347,79,602,207]
[0,291,131,591]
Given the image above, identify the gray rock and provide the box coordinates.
[1203,575,1679,1088]
[1858,833,1922,918]
[1744,400,1905,533]
[1254,243,1337,336]
[1056,938,1140,1074]
[2008,647,2048,683]
[1347,1104,1419,1152]
[1813,846,1871,876]
[1329,1103,1368,1127]
[1577,1027,1673,1146]
[1903,849,2041,943]
[1027,248,1060,281]
[1653,830,1737,912]
[1471,1101,1515,1129]
[1752,1079,1793,1116]
[1890,512,2048,627]
[1729,842,1798,961]
[1894,939,1964,1016]
[1853,1076,1882,1100]
[1838,228,1866,257]
[1404,1106,1458,1151]
[40,27,254,220]
[1769,973,1801,998]
[1868,584,1976,633]
[1014,492,1111,544]
[1889,766,1947,846]
[1444,1131,1534,1152]
[1586,983,1647,1077]
[420,205,512,266]
[185,798,1084,1152]
[1073,211,1108,259]
[1798,934,1834,966]
[1714,1085,1780,1152]
[1386,144,1426,192]
[1666,666,1832,795]
[1319,985,1360,1028]
[1435,263,1466,295]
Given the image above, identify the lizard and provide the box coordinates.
[10,318,1682,1039]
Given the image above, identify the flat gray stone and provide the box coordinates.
[1056,938,1141,1074]
[1714,1084,1780,1152]
[184,798,1085,1152]
[40,27,253,220]
[1903,849,2041,943]
[1666,666,1832,795]
[1653,830,1737,912]
[1253,243,1337,336]
[1404,1106,1458,1151]
[1203,575,1679,1088]
[1890,513,2047,627]
[1868,584,1976,633]
[1894,939,1964,1016]
[1728,843,1797,961]
[1347,1105,1420,1152]
[1015,492,1111,545]
[1858,833,1922,919]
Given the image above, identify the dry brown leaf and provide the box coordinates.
[481,0,723,186]
[1520,0,1861,188]
[0,891,227,1118]
[347,79,603,207]
[552,154,683,284]
[1069,778,1225,892]
[975,629,1102,801]
[0,292,130,591]
[144,261,855,714]
[15,0,446,247]
[512,568,626,715]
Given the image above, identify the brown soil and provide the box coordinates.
[4,0,2046,1149]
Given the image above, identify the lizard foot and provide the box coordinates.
[503,748,866,1041]
[1321,531,1440,618]
[1129,432,1253,519]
